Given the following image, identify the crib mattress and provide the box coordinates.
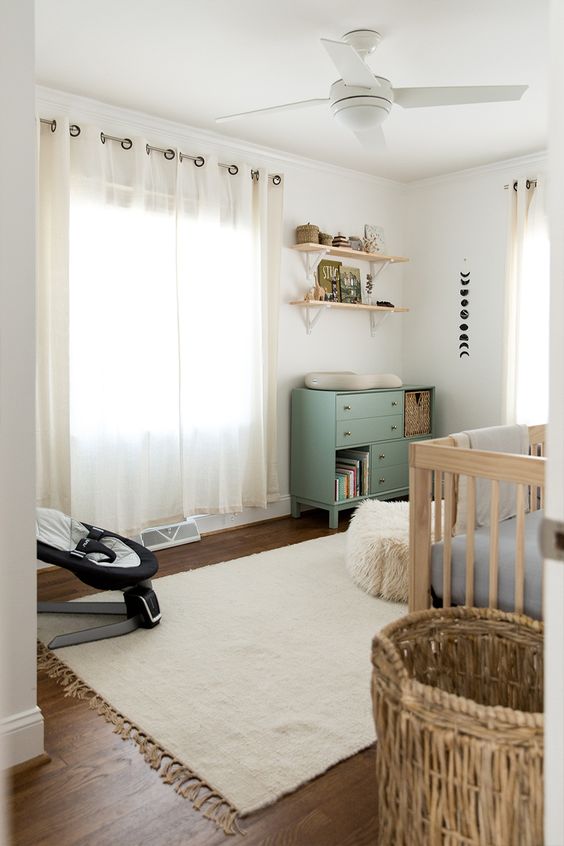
[431,508,543,620]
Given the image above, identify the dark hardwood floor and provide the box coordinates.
[11,508,380,846]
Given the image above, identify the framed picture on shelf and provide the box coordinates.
[317,259,341,301]
[339,266,362,304]
[364,224,386,254]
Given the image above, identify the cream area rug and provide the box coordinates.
[38,533,405,835]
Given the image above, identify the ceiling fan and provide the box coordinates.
[216,29,528,148]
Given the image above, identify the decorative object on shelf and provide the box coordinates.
[363,272,374,304]
[332,232,351,248]
[317,259,341,301]
[459,262,471,358]
[376,299,395,308]
[296,222,320,244]
[318,231,333,246]
[364,224,386,254]
[349,235,363,251]
[339,266,362,304]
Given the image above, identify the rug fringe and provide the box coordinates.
[37,641,245,837]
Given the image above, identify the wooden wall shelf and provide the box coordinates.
[289,300,409,335]
[291,243,409,264]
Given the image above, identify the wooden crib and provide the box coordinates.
[408,425,546,615]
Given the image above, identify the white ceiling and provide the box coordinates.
[35,0,548,182]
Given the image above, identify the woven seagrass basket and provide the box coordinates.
[372,607,543,846]
[296,223,319,244]
[404,389,432,437]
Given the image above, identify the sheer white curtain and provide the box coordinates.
[37,120,282,535]
[503,178,550,425]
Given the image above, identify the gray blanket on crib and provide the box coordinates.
[431,508,543,619]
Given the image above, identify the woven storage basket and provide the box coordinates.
[372,607,543,846]
[296,223,319,244]
[404,389,431,437]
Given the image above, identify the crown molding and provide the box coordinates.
[36,86,406,192]
[409,149,548,190]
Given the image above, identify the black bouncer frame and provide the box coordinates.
[38,521,161,649]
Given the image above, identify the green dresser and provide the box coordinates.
[290,385,435,528]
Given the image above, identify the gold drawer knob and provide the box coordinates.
[344,405,351,410]
[379,477,386,484]
[344,431,351,437]
[379,453,386,460]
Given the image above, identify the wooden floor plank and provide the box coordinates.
[11,508,383,846]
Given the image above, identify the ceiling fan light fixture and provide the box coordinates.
[330,79,392,130]
[332,101,390,130]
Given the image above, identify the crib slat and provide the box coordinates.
[465,476,476,606]
[434,470,442,542]
[489,480,500,608]
[514,484,525,614]
[443,473,454,607]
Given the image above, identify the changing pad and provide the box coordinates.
[305,372,403,391]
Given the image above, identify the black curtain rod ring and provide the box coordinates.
[194,155,205,167]
[272,174,282,185]
[50,119,57,133]
[228,164,239,175]
[164,148,175,160]
[102,132,132,149]
[69,124,81,137]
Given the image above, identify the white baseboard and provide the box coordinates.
[193,496,292,536]
[0,706,44,769]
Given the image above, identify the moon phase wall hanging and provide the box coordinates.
[459,265,470,358]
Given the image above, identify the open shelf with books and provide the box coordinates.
[290,243,409,335]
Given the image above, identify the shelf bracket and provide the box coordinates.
[304,248,329,283]
[368,259,391,284]
[304,303,329,334]
[369,310,391,336]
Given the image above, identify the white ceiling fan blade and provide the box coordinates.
[216,98,329,123]
[393,84,528,109]
[353,125,387,150]
[320,38,377,89]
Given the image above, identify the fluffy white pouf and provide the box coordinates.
[345,499,410,601]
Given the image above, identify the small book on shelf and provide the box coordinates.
[337,448,370,496]
[317,259,341,302]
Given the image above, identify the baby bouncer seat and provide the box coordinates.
[37,508,161,649]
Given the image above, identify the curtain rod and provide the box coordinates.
[503,179,538,190]
[39,118,282,183]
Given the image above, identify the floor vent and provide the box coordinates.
[140,519,201,551]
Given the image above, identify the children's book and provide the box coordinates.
[317,259,341,302]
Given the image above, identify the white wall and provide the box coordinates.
[278,166,407,496]
[403,153,546,436]
[0,0,44,776]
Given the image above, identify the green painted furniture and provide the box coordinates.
[290,385,435,528]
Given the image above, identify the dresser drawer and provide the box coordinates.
[370,463,408,495]
[372,440,409,468]
[336,414,403,447]
[336,392,403,421]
